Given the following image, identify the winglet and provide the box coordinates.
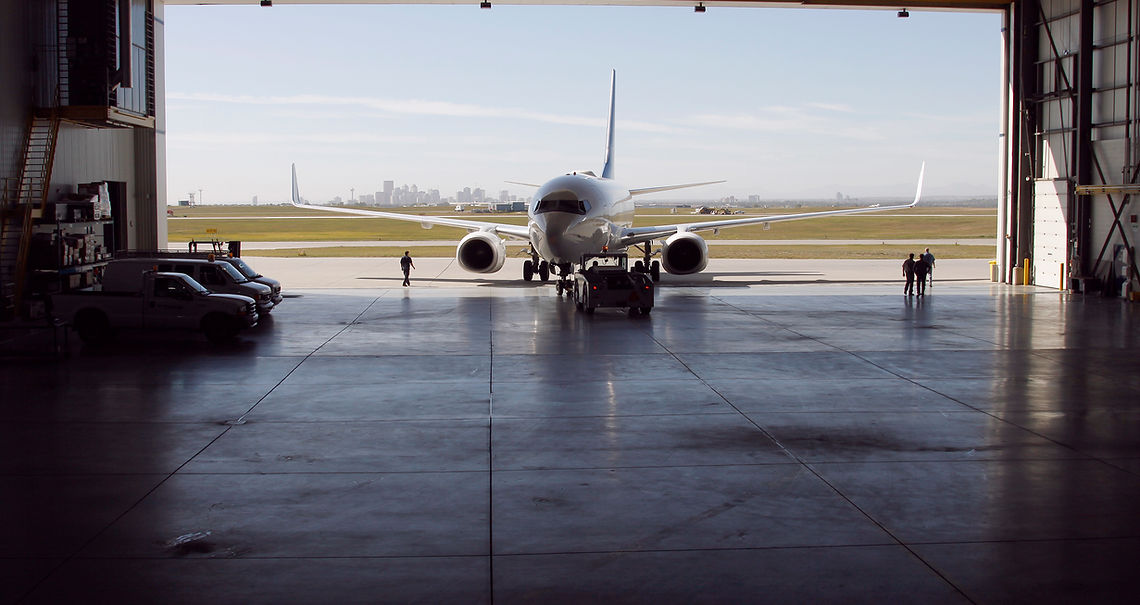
[911,161,925,206]
[291,163,301,205]
[601,69,616,180]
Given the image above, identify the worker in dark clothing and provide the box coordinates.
[903,253,916,296]
[914,255,930,296]
[400,251,415,287]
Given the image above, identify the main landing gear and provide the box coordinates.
[631,243,662,283]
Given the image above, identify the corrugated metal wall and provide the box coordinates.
[1012,0,1140,291]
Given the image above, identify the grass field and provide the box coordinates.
[168,204,997,259]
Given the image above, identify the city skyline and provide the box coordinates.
[165,5,1001,205]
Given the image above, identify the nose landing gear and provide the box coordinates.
[554,263,573,296]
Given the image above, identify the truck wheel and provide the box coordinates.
[75,309,111,343]
[523,260,534,281]
[202,313,239,344]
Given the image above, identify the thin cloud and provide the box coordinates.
[690,105,884,141]
[808,102,856,113]
[166,91,686,134]
[167,131,429,146]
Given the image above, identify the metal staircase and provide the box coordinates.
[1,112,62,317]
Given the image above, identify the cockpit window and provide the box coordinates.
[534,196,590,215]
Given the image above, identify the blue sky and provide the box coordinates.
[164,5,1002,204]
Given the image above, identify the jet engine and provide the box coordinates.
[456,232,507,273]
[661,231,709,275]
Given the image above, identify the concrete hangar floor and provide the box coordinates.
[3,259,1140,603]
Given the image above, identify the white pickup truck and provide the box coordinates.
[51,271,259,344]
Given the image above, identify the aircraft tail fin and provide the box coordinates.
[601,69,616,180]
[291,163,301,205]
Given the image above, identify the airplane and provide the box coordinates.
[291,70,925,293]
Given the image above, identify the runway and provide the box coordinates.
[244,257,994,289]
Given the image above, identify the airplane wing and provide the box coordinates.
[620,163,925,247]
[629,180,726,196]
[291,202,532,240]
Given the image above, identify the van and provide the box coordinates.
[112,250,283,306]
[221,256,283,305]
[104,258,276,314]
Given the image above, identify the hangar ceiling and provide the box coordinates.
[161,0,1012,11]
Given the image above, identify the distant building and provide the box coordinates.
[383,181,394,206]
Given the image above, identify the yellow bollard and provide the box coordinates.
[989,261,998,282]
[1023,258,1031,285]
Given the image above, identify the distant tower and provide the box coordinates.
[383,180,394,206]
[252,195,258,206]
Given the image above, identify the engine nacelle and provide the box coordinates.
[661,231,709,275]
[456,231,507,273]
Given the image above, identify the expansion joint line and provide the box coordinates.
[487,296,495,599]
[688,294,977,603]
[19,293,394,603]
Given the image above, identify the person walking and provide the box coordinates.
[903,253,916,296]
[400,250,415,287]
[921,248,936,287]
[914,254,930,296]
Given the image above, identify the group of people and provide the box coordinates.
[902,248,935,296]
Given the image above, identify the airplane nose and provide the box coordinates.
[532,212,581,262]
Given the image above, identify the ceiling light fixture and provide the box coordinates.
[898,8,910,17]
[695,3,706,12]
[480,1,491,8]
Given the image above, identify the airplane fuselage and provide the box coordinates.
[527,173,634,266]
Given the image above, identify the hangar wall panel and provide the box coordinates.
[1,0,162,252]
[0,0,30,186]
[1033,179,1069,288]
[1091,139,1131,272]
[1018,0,1140,291]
